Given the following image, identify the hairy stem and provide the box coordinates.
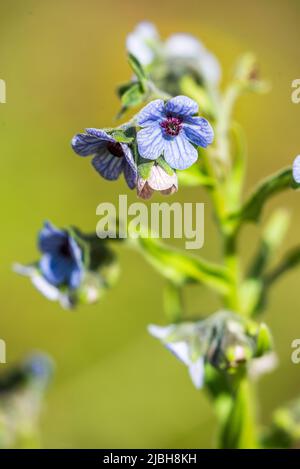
[217,376,257,448]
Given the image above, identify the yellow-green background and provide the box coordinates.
[1,0,300,448]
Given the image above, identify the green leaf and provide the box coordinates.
[137,160,154,179]
[128,53,147,90]
[261,398,300,448]
[111,129,134,143]
[232,168,300,224]
[246,242,300,317]
[130,236,232,295]
[255,323,273,357]
[156,156,174,176]
[239,279,263,316]
[119,82,144,116]
[265,245,300,286]
[248,209,290,278]
[117,81,134,99]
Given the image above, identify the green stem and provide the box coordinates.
[216,83,240,167]
[223,231,240,311]
[217,375,257,448]
[209,84,257,447]
[201,150,226,224]
[183,76,258,448]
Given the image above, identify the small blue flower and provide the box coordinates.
[72,128,137,189]
[136,96,214,170]
[148,311,269,389]
[14,222,119,309]
[38,222,83,290]
[293,155,300,183]
[148,323,205,389]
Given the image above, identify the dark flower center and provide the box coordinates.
[59,239,72,258]
[107,141,124,158]
[160,116,182,137]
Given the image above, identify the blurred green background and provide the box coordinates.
[1,0,300,448]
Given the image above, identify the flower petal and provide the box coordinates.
[137,179,153,199]
[148,324,174,340]
[38,222,66,253]
[161,185,178,196]
[188,357,205,389]
[31,273,60,301]
[165,34,204,59]
[248,352,278,381]
[40,254,73,287]
[71,128,113,156]
[137,100,165,126]
[165,95,198,117]
[197,51,221,85]
[92,149,124,180]
[124,163,137,189]
[85,128,114,141]
[147,164,178,191]
[68,236,83,267]
[164,134,198,170]
[122,144,137,173]
[69,266,83,289]
[166,341,190,366]
[126,22,158,66]
[183,117,214,147]
[293,155,300,183]
[137,124,164,160]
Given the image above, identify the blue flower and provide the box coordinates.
[38,222,83,289]
[148,323,206,389]
[148,311,270,389]
[72,128,137,189]
[293,155,300,183]
[126,23,221,86]
[14,222,119,309]
[136,96,214,170]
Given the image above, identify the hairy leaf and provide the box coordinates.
[128,53,147,91]
[232,168,300,224]
[131,236,232,295]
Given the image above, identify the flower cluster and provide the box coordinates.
[126,21,221,87]
[72,96,214,198]
[14,222,118,309]
[149,310,273,389]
